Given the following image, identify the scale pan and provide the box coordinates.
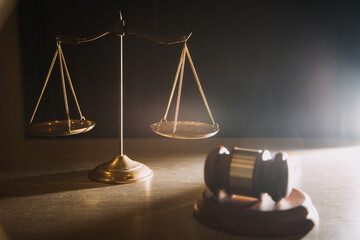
[151,121,219,139]
[27,119,95,136]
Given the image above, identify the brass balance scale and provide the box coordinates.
[26,12,219,184]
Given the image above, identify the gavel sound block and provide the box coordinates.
[194,146,318,237]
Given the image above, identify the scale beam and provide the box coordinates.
[56,18,191,45]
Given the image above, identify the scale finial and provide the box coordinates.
[119,10,123,21]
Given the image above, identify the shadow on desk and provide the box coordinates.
[0,170,109,198]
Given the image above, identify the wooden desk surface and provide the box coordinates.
[0,138,359,239]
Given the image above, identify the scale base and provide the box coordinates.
[194,188,318,237]
[89,155,153,184]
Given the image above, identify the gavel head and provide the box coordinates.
[204,146,294,202]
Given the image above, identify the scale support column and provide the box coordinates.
[88,12,153,184]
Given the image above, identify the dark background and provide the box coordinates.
[18,0,360,138]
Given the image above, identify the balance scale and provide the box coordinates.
[26,11,219,184]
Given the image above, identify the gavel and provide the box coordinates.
[204,146,294,202]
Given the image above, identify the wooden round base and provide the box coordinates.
[194,188,318,237]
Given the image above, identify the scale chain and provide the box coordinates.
[30,48,59,123]
[173,46,187,134]
[58,44,72,132]
[163,44,186,121]
[58,46,85,120]
[185,44,216,125]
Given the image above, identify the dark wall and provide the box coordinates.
[18,0,360,138]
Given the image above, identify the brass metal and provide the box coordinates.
[83,12,154,184]
[56,19,191,46]
[27,119,95,136]
[89,155,153,184]
[51,12,209,184]
[229,149,260,190]
[127,28,191,45]
[150,121,219,139]
[151,43,219,139]
[28,44,95,137]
